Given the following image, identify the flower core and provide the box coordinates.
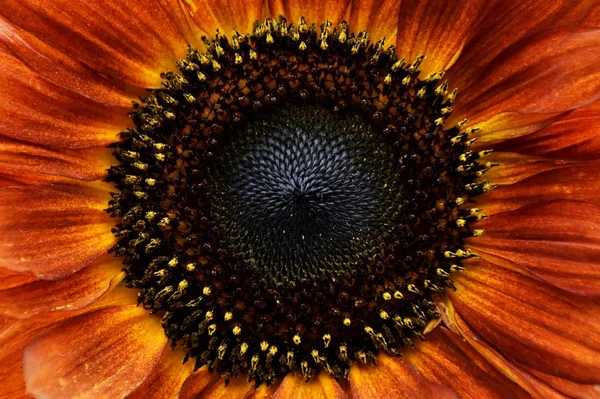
[107,17,491,385]
[210,104,402,287]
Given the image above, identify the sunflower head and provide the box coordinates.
[0,1,599,398]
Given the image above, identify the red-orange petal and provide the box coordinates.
[349,355,458,399]
[128,348,195,399]
[449,258,600,383]
[267,0,351,26]
[451,26,600,127]
[0,138,113,182]
[405,327,529,398]
[0,255,123,319]
[470,200,600,295]
[525,367,600,399]
[272,373,346,399]
[0,182,116,280]
[198,376,255,399]
[396,0,488,76]
[0,47,126,149]
[436,297,577,398]
[346,0,400,43]
[24,304,167,398]
[0,0,189,90]
[478,163,600,215]
[182,0,265,37]
[0,18,134,108]
[445,0,598,90]
[0,286,140,398]
[493,101,600,161]
[178,367,221,399]
[0,315,55,398]
[482,152,582,186]
[463,111,568,150]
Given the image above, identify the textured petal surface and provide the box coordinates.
[0,0,189,90]
[437,298,580,398]
[525,367,600,399]
[0,315,55,399]
[446,0,598,90]
[451,26,600,127]
[182,0,265,37]
[478,163,600,215]
[406,328,529,399]
[349,355,458,399]
[273,373,346,399]
[0,47,126,149]
[471,200,600,295]
[198,376,254,399]
[24,304,167,399]
[449,259,600,383]
[0,139,113,182]
[0,18,133,108]
[267,0,351,26]
[0,182,115,279]
[346,0,400,43]
[494,101,600,161]
[0,256,123,318]
[179,367,221,399]
[396,0,488,76]
[128,348,195,399]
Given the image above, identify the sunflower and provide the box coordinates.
[1,0,599,398]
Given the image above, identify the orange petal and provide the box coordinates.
[478,163,600,215]
[525,367,600,399]
[0,138,113,182]
[24,304,167,398]
[272,372,346,399]
[346,0,400,43]
[0,255,123,319]
[0,0,189,90]
[582,4,600,26]
[0,47,125,149]
[483,152,581,186]
[396,0,488,76]
[182,0,265,37]
[267,0,351,26]
[470,200,600,295]
[462,111,568,150]
[199,376,255,399]
[0,17,134,108]
[405,328,529,398]
[0,285,139,398]
[179,367,221,399]
[0,315,55,398]
[451,26,600,127]
[0,182,116,280]
[349,355,458,399]
[493,101,600,161]
[128,348,195,399]
[249,383,279,399]
[436,297,575,398]
[445,0,598,90]
[449,258,600,383]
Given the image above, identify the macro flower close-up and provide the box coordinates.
[1,0,599,398]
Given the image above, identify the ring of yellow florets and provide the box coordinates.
[106,17,494,385]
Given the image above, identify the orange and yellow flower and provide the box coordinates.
[1,0,599,398]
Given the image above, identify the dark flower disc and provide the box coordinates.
[106,17,492,385]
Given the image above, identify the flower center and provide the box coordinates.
[210,104,402,287]
[106,16,493,385]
